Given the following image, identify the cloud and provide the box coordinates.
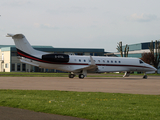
[1,0,32,7]
[129,13,157,22]
[0,27,5,31]
[33,23,59,29]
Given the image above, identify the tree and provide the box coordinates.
[124,44,129,57]
[116,41,123,57]
[116,41,129,57]
[141,52,154,65]
[149,40,160,69]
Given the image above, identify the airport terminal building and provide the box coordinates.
[114,42,152,58]
[0,45,105,72]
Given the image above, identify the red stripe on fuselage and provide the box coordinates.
[17,51,153,70]
[17,51,88,65]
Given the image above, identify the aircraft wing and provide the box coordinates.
[73,56,98,72]
[81,64,98,71]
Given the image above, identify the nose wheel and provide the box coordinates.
[143,73,147,79]
[143,75,147,79]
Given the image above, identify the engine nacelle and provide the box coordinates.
[42,54,69,63]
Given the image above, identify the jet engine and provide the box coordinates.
[42,54,69,63]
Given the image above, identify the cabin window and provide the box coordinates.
[98,60,100,63]
[94,60,96,62]
[107,60,109,63]
[74,59,76,62]
[103,60,105,63]
[79,59,81,62]
[139,60,144,64]
[119,61,121,63]
[111,61,113,63]
[115,61,117,63]
[84,60,86,62]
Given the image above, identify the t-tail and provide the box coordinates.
[6,33,47,58]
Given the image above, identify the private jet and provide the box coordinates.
[7,33,157,79]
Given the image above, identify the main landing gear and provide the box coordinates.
[69,74,75,78]
[123,71,130,77]
[78,74,85,79]
[68,73,85,79]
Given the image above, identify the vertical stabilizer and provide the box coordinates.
[6,34,35,55]
[6,33,46,57]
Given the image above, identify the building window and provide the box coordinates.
[22,64,26,71]
[11,52,17,56]
[12,64,15,71]
[17,63,21,71]
[5,63,8,68]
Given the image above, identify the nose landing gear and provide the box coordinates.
[143,73,147,79]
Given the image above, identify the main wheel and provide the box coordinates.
[143,75,147,79]
[69,74,75,78]
[79,74,84,79]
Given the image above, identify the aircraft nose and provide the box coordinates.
[154,67,157,71]
[146,64,157,74]
[150,65,157,71]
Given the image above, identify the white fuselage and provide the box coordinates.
[7,33,157,78]
[20,55,156,73]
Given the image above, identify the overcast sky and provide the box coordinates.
[1,0,160,52]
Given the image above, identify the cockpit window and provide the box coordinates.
[139,60,144,64]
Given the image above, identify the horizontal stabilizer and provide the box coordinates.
[6,33,25,39]
[20,59,39,67]
[6,33,15,37]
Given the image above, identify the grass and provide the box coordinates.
[0,72,159,77]
[0,72,123,77]
[0,90,160,120]
[0,72,69,77]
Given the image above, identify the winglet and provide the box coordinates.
[90,56,96,65]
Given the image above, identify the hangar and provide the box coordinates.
[0,45,104,72]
